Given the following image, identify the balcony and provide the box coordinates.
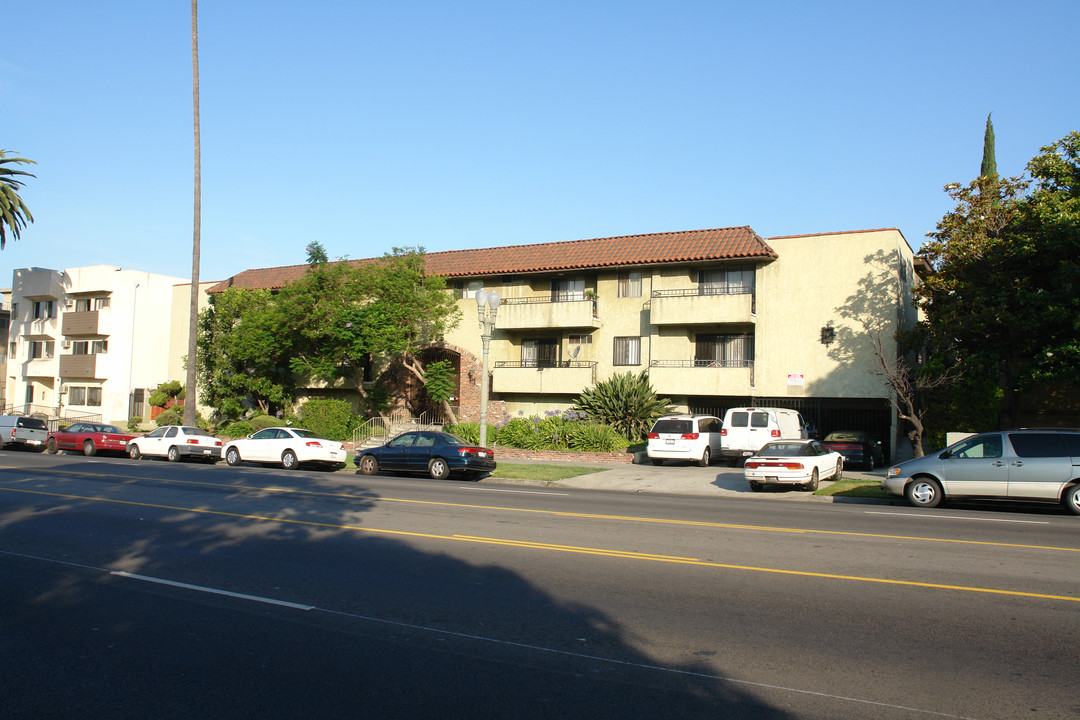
[59,354,99,379]
[649,289,755,326]
[495,297,600,330]
[61,310,103,336]
[648,360,754,396]
[493,361,597,395]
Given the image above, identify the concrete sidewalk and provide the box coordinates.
[485,459,889,503]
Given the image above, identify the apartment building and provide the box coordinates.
[6,265,197,425]
[212,226,918,456]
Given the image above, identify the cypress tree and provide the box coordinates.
[980,113,997,179]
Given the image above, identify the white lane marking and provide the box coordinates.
[110,571,314,610]
[865,511,1049,524]
[459,486,570,496]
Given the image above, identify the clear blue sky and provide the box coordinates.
[3,1,1077,284]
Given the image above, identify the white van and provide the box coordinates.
[0,415,49,451]
[720,407,807,465]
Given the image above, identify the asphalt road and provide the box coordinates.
[2,450,1078,719]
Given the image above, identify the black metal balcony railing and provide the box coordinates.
[650,287,753,298]
[499,296,592,305]
[650,359,755,385]
[495,360,597,369]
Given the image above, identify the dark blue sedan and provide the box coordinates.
[356,430,496,480]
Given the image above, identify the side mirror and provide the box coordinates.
[939,450,951,459]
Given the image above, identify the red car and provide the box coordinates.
[46,422,137,456]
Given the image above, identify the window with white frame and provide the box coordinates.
[68,386,102,407]
[75,298,92,312]
[550,277,584,302]
[695,333,755,367]
[92,340,108,354]
[617,271,642,298]
[93,296,111,310]
[613,336,641,366]
[698,268,755,296]
[568,334,592,345]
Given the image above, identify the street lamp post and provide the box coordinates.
[475,288,501,447]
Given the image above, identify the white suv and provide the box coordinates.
[647,415,723,466]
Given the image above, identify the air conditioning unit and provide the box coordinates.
[59,384,68,395]
[64,300,74,309]
[61,340,71,349]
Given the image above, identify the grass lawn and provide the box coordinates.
[815,478,889,498]
[489,463,607,482]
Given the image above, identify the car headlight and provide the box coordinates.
[886,467,901,478]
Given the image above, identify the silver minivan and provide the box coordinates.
[882,429,1080,514]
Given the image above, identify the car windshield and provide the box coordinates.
[758,443,808,457]
[17,417,48,430]
[651,420,692,434]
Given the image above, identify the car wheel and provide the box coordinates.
[833,459,843,482]
[1062,484,1080,516]
[749,481,763,492]
[281,450,299,470]
[225,447,242,466]
[698,447,711,467]
[866,454,875,471]
[428,457,450,480]
[129,444,142,460]
[805,467,819,492]
[46,438,58,454]
[358,454,379,476]
[83,440,96,457]
[651,457,663,466]
[167,446,181,462]
[905,477,943,508]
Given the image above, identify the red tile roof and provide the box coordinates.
[208,226,777,293]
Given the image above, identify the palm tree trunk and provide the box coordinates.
[184,0,201,427]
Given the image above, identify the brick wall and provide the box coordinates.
[494,447,636,464]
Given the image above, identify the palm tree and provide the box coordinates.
[0,149,36,249]
[184,0,202,426]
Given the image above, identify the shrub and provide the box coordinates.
[446,422,480,445]
[249,414,282,431]
[154,406,184,426]
[575,370,672,442]
[221,420,254,438]
[298,398,357,441]
[149,380,184,408]
[127,416,142,432]
[567,423,631,453]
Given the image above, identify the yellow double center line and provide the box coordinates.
[2,480,1078,603]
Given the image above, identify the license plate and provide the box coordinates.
[478,451,488,457]
[766,476,778,482]
[742,451,753,456]
[665,439,675,445]
[27,440,41,445]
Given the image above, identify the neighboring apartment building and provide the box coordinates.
[6,266,199,425]
[211,226,919,458]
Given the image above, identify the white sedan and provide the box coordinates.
[743,440,843,492]
[222,427,346,470]
[127,425,223,462]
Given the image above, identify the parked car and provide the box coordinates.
[127,425,222,462]
[821,431,885,470]
[45,422,136,456]
[743,439,844,492]
[0,415,49,451]
[646,415,723,466]
[883,429,1080,514]
[222,427,346,470]
[720,407,808,465]
[356,430,496,480]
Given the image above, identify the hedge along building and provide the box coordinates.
[209,225,920,461]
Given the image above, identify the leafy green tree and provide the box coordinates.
[282,247,461,421]
[916,131,1080,428]
[196,287,295,417]
[0,149,36,249]
[423,360,457,422]
[574,370,671,442]
[305,241,328,265]
[980,113,997,180]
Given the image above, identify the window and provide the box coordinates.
[613,336,641,366]
[617,272,642,298]
[73,341,90,355]
[1008,433,1066,458]
[93,296,111,310]
[92,340,108,354]
[70,387,86,405]
[10,341,18,358]
[86,387,102,406]
[75,298,92,312]
[522,338,559,368]
[550,277,584,302]
[950,434,1003,459]
[695,334,755,367]
[32,300,56,319]
[568,334,592,345]
[698,268,754,296]
[30,341,44,359]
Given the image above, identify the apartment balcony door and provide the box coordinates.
[522,338,559,368]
